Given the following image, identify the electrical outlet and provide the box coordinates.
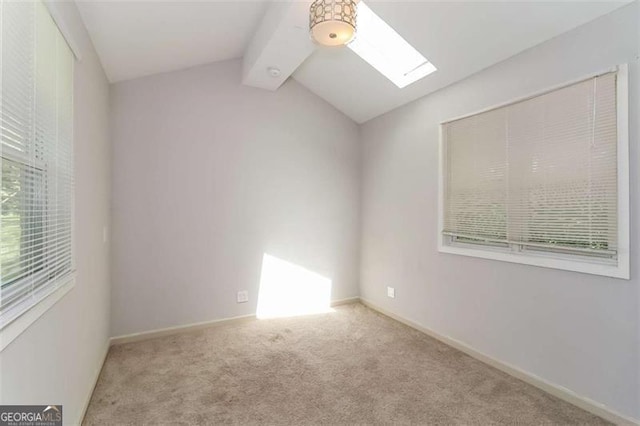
[387,286,395,298]
[237,290,249,303]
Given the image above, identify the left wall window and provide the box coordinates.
[1,0,74,330]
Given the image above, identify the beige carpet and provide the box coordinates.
[84,303,608,425]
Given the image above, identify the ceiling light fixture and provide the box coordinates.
[309,0,357,47]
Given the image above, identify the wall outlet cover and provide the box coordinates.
[387,286,395,298]
[237,290,249,303]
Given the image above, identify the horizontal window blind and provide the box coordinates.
[1,0,74,328]
[443,72,618,259]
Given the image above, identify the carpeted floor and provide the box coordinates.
[84,303,608,425]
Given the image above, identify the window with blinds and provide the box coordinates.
[1,0,74,329]
[440,69,629,278]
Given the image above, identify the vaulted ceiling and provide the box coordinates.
[76,1,270,82]
[76,0,630,123]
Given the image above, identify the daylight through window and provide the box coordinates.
[440,69,628,278]
[1,0,75,328]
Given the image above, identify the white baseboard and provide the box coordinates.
[110,313,256,346]
[79,340,110,424]
[331,296,360,307]
[360,298,639,426]
[109,297,361,347]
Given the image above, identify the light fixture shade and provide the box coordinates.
[309,0,357,47]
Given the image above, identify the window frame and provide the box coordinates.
[0,0,77,352]
[437,64,629,280]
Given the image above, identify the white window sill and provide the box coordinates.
[438,243,629,280]
[0,276,75,352]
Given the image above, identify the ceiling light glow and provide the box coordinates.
[348,2,436,88]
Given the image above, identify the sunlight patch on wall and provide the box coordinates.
[256,254,333,319]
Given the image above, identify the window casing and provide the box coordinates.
[1,0,75,330]
[438,66,629,279]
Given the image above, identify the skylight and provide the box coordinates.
[348,2,436,88]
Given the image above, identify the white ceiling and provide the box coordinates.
[293,1,629,123]
[75,0,269,82]
[76,0,629,122]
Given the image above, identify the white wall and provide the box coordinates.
[110,59,361,336]
[359,2,639,421]
[0,2,112,425]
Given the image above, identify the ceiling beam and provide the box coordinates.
[242,1,316,91]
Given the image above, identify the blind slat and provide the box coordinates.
[1,0,74,328]
[443,72,618,258]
